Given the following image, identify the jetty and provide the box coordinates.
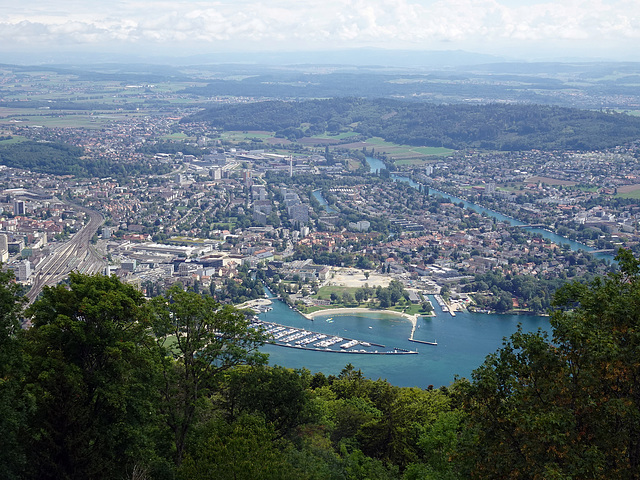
[252,320,417,355]
[408,316,437,346]
[409,338,438,346]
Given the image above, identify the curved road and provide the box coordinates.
[27,203,106,305]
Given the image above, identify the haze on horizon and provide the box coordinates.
[1,0,639,64]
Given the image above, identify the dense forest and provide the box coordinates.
[0,141,172,178]
[2,250,640,479]
[185,98,640,151]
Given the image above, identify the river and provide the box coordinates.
[365,156,615,262]
[312,189,337,213]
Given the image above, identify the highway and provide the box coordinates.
[26,204,106,305]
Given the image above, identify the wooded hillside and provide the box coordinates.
[186,98,640,151]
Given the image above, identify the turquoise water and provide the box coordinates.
[256,157,602,387]
[259,294,549,388]
[312,189,337,213]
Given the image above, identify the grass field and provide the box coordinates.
[220,131,277,141]
[308,132,359,140]
[0,135,27,145]
[161,133,191,140]
[0,110,152,128]
[218,131,454,163]
[575,185,599,192]
[525,176,577,186]
[616,189,640,199]
[313,285,360,300]
[334,136,453,163]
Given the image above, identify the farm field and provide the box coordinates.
[334,136,454,163]
[616,184,640,199]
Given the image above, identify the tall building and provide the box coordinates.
[287,203,309,226]
[13,200,25,216]
[0,233,8,262]
[251,185,267,201]
[211,167,222,180]
[10,260,31,281]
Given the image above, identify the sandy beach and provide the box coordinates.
[304,307,418,328]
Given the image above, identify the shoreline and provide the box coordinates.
[304,307,418,328]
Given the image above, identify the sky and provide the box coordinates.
[1,0,639,63]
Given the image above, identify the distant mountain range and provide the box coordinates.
[0,48,507,68]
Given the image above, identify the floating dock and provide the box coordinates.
[409,338,438,346]
[251,320,417,355]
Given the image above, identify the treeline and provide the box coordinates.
[0,141,172,178]
[465,271,569,313]
[185,98,640,151]
[3,251,640,479]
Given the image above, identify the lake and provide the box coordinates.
[259,291,549,388]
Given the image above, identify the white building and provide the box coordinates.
[0,233,8,262]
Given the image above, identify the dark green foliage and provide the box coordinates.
[0,273,274,478]
[0,268,27,480]
[150,285,268,464]
[0,140,171,178]
[137,140,206,156]
[185,98,640,151]
[469,270,568,313]
[460,249,640,479]
[22,273,159,480]
[4,258,640,479]
[179,415,297,480]
[319,364,457,471]
[217,365,311,438]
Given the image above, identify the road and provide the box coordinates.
[26,204,106,305]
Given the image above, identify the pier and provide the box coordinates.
[409,338,438,346]
[408,314,437,346]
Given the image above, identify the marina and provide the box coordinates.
[252,319,418,355]
[433,294,456,316]
[258,291,550,387]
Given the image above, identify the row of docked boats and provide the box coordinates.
[251,319,417,355]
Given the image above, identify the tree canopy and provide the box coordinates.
[185,98,640,151]
[460,248,640,479]
[2,256,640,478]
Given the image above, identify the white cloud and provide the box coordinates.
[0,0,638,58]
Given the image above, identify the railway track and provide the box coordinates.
[26,204,106,305]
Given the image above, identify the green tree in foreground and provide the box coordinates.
[150,285,268,464]
[0,268,27,480]
[23,273,159,480]
[460,249,640,479]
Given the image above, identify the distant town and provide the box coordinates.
[1,63,639,317]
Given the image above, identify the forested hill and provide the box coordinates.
[185,98,640,151]
[0,141,172,178]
